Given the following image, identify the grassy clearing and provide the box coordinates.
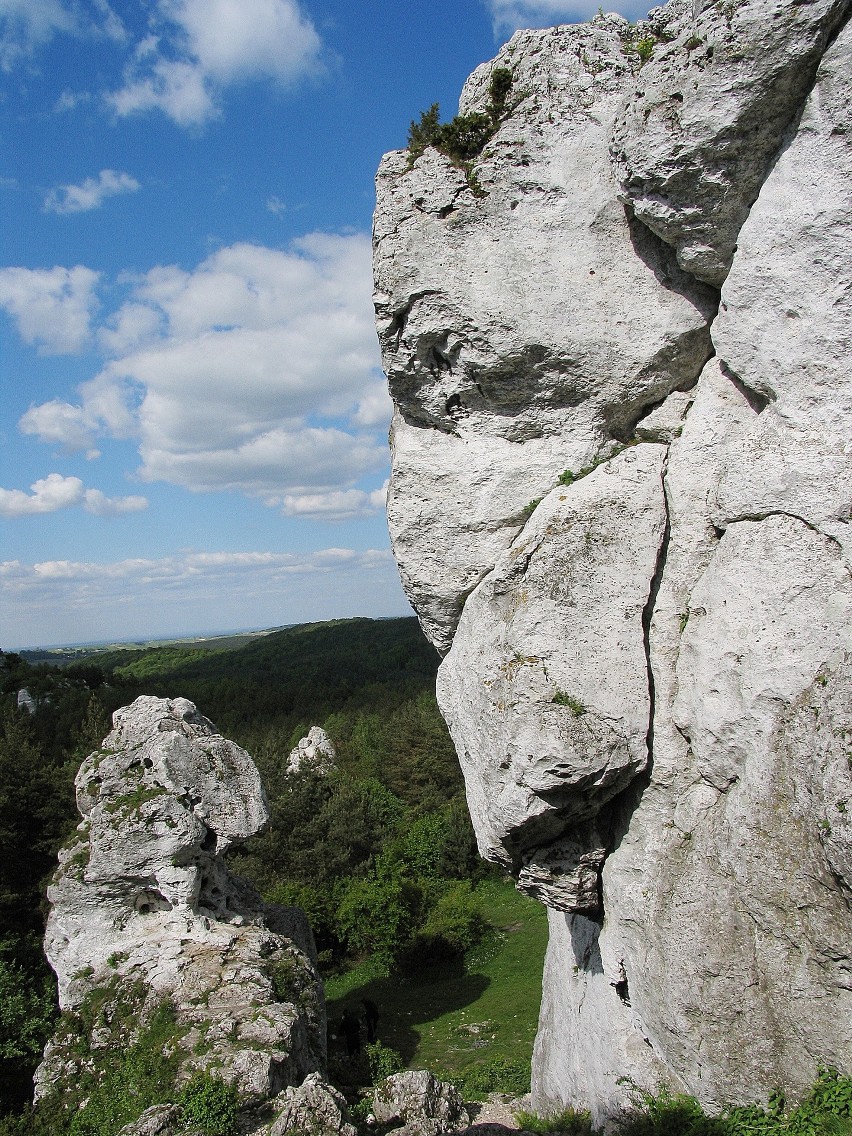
[325,878,547,1091]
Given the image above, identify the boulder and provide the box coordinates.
[267,1071,357,1136]
[372,1069,471,1135]
[117,1106,179,1136]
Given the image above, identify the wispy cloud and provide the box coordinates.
[16,233,393,515]
[44,168,140,214]
[0,548,409,648]
[3,547,394,584]
[0,0,124,72]
[0,264,100,353]
[0,473,147,518]
[106,0,324,127]
[54,88,92,112]
[483,0,650,34]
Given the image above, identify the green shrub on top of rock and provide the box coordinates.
[407,67,514,167]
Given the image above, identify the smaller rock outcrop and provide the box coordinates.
[286,725,337,776]
[36,696,327,1128]
[266,1071,357,1136]
[16,687,37,714]
[117,1106,179,1136]
[373,1070,471,1136]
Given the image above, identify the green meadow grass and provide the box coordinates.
[325,878,548,1091]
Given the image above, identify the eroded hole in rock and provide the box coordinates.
[133,888,172,915]
[445,393,466,419]
[143,758,153,769]
[429,345,453,374]
[201,828,217,852]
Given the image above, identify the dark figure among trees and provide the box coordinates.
[340,1008,362,1057]
[362,998,379,1043]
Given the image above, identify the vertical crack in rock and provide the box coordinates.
[597,448,673,917]
[641,453,671,785]
[438,444,669,916]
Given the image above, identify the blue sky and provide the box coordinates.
[0,0,646,649]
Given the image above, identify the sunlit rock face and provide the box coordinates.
[374,2,852,1125]
[374,11,716,656]
[38,696,325,1112]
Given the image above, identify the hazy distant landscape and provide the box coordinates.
[20,626,291,666]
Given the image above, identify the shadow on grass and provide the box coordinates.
[326,955,490,1085]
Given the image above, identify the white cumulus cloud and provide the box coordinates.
[277,482,388,521]
[19,368,139,453]
[0,473,147,518]
[484,0,650,33]
[0,0,124,71]
[44,168,140,214]
[0,264,100,353]
[19,233,391,514]
[106,0,323,127]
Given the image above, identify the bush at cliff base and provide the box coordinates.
[177,1074,239,1136]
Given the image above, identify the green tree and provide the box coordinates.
[407,103,442,162]
[336,863,421,965]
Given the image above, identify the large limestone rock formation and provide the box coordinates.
[374,0,852,1124]
[37,696,327,1127]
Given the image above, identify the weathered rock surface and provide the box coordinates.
[437,444,667,911]
[374,0,852,1124]
[266,1071,357,1136]
[611,0,849,286]
[372,1069,471,1135]
[286,725,337,776]
[117,1106,179,1136]
[16,687,36,714]
[36,696,326,1125]
[375,17,715,653]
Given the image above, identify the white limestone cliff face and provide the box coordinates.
[374,14,716,654]
[437,444,668,912]
[37,696,326,1121]
[374,1,852,1124]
